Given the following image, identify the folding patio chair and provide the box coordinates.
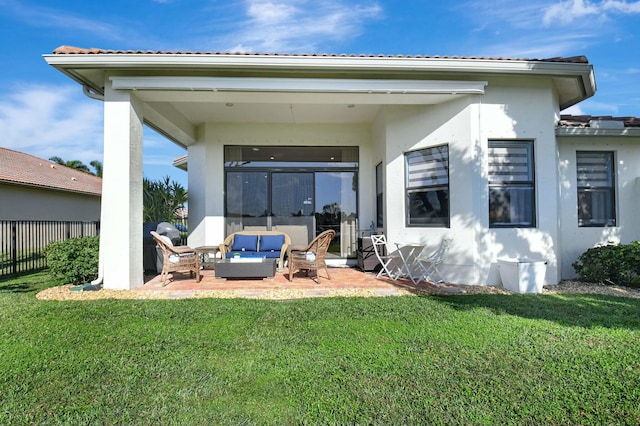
[415,238,452,286]
[371,234,405,280]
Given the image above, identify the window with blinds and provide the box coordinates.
[405,145,449,227]
[488,141,535,227]
[576,151,616,227]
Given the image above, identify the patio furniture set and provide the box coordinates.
[151,229,336,286]
[370,234,451,286]
[152,228,449,287]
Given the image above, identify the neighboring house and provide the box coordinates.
[44,46,640,290]
[0,147,101,221]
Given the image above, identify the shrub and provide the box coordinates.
[45,236,99,284]
[573,241,640,288]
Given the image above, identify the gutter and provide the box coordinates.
[556,127,640,137]
[83,85,104,101]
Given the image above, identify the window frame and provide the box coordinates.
[404,144,450,228]
[576,150,616,227]
[488,140,536,228]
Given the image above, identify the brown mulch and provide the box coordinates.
[35,280,640,301]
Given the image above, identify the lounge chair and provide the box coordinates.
[287,230,335,282]
[151,231,201,286]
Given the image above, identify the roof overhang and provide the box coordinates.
[44,52,596,146]
[44,52,595,104]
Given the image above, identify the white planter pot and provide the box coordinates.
[497,258,547,294]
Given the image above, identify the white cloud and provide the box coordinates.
[560,104,586,115]
[543,0,640,26]
[1,0,128,41]
[0,85,104,164]
[478,32,596,59]
[602,0,640,13]
[226,0,382,52]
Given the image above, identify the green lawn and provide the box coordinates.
[1,271,639,425]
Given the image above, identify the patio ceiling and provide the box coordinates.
[111,76,487,146]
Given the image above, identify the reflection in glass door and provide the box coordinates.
[271,173,315,247]
[225,171,268,234]
[315,172,358,257]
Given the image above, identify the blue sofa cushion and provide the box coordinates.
[259,234,285,252]
[231,234,258,252]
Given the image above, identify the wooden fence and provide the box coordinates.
[0,220,100,279]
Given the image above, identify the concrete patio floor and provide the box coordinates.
[136,266,465,299]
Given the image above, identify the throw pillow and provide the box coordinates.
[260,234,285,252]
[231,234,259,252]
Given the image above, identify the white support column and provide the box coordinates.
[100,80,144,290]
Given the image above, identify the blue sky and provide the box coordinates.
[1,0,639,188]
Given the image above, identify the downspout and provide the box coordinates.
[86,84,104,287]
[90,250,104,286]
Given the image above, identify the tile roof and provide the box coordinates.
[52,46,589,64]
[559,115,640,128]
[0,148,101,196]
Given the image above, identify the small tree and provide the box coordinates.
[49,156,102,176]
[143,176,188,223]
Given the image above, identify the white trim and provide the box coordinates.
[110,76,488,95]
[43,53,592,77]
[556,127,640,137]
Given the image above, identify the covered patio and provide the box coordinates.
[136,266,470,299]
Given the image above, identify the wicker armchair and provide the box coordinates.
[151,231,201,286]
[287,230,335,282]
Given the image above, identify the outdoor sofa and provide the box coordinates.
[219,230,291,270]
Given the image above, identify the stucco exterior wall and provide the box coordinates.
[185,76,601,287]
[558,135,640,278]
[378,77,562,286]
[187,122,373,248]
[0,183,100,221]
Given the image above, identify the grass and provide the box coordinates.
[1,272,640,425]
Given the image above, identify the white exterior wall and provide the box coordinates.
[558,135,640,278]
[173,77,618,287]
[187,122,373,248]
[0,184,100,221]
[378,77,562,286]
[100,81,145,290]
[480,78,560,285]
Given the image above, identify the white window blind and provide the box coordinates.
[488,144,533,183]
[406,146,449,189]
[577,152,613,187]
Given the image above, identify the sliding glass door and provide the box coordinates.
[224,146,359,258]
[271,172,315,247]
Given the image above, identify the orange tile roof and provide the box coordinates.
[51,45,589,64]
[0,148,101,196]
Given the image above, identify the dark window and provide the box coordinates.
[577,151,616,227]
[488,141,535,227]
[405,145,449,227]
[376,162,383,228]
